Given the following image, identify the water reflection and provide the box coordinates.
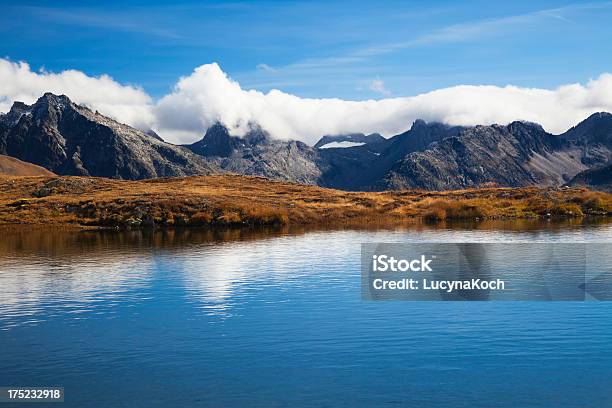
[0,217,609,255]
[0,252,153,330]
[177,233,359,314]
[0,219,610,326]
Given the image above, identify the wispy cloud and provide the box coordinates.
[369,77,391,96]
[256,63,278,74]
[238,1,612,90]
[23,6,181,39]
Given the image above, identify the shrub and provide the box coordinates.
[190,211,213,225]
[216,209,243,224]
[582,196,607,212]
[423,207,446,221]
[421,199,486,220]
[240,205,289,225]
[549,203,584,217]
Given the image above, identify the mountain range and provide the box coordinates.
[1,93,610,191]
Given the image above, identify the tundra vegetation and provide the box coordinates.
[0,175,609,229]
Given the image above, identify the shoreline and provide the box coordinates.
[0,175,610,229]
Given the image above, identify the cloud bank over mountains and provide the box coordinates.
[2,58,612,145]
[0,59,154,130]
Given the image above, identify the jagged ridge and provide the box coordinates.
[0,93,218,179]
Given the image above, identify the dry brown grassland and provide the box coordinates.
[0,175,609,228]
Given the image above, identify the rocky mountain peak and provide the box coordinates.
[24,93,76,129]
[8,101,30,114]
[190,122,234,157]
[243,123,273,146]
[387,119,462,155]
[410,119,428,130]
[190,121,275,157]
[562,111,612,147]
[507,120,545,133]
[38,92,71,104]
[583,111,612,122]
[1,101,32,127]
[35,93,72,113]
[409,119,459,135]
[205,122,230,136]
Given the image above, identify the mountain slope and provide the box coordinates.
[0,155,55,176]
[0,93,218,179]
[560,112,612,166]
[561,112,612,146]
[567,164,612,192]
[317,120,462,190]
[379,121,607,190]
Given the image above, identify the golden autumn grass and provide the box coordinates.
[0,175,610,228]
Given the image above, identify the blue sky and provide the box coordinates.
[2,0,612,100]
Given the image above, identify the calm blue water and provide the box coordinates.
[0,223,611,408]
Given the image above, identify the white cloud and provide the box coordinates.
[155,63,612,144]
[369,77,390,96]
[0,58,155,130]
[3,58,612,146]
